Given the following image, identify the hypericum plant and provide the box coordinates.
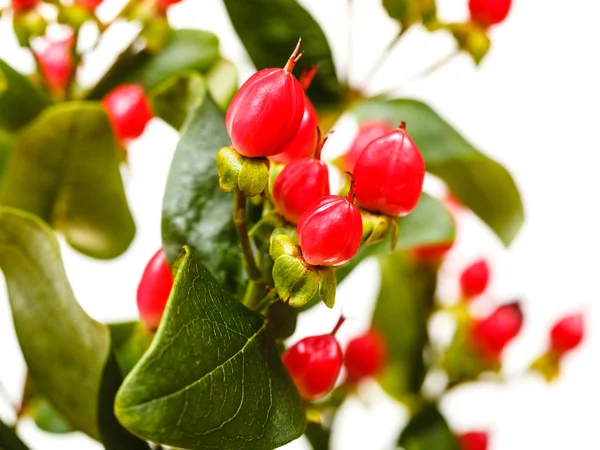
[0,0,584,449]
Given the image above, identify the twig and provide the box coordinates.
[233,188,263,282]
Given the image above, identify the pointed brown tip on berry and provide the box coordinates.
[314,129,332,160]
[299,65,320,91]
[284,37,303,73]
[398,121,407,131]
[345,171,357,202]
[331,315,346,336]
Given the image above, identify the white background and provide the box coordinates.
[0,0,598,449]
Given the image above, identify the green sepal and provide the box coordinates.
[216,146,243,191]
[361,210,400,251]
[270,234,301,261]
[318,268,336,309]
[530,351,561,383]
[238,157,269,197]
[448,22,491,65]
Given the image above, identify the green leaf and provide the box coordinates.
[0,207,149,449]
[398,404,459,450]
[108,321,154,377]
[382,0,437,29]
[0,130,12,185]
[115,247,306,449]
[0,420,29,450]
[0,59,50,132]
[373,252,437,402]
[353,98,524,245]
[206,59,239,112]
[0,102,135,259]
[222,0,342,107]
[152,72,205,130]
[162,90,242,296]
[305,422,330,450]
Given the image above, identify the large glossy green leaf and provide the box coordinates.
[373,252,437,402]
[108,321,154,377]
[0,131,12,185]
[0,207,149,449]
[0,102,135,259]
[398,404,459,450]
[0,59,50,132]
[151,72,205,130]
[20,375,75,434]
[353,98,524,245]
[161,90,241,295]
[223,0,342,107]
[115,247,306,449]
[0,420,29,450]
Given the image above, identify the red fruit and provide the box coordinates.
[156,0,183,9]
[469,0,512,27]
[35,35,74,94]
[341,120,394,172]
[550,313,584,356]
[297,174,363,266]
[354,122,425,217]
[74,0,103,9]
[137,249,174,329]
[458,431,489,450]
[272,137,330,224]
[226,41,305,158]
[471,302,523,360]
[344,329,387,382]
[460,259,490,299]
[282,317,345,400]
[103,84,153,142]
[11,0,38,11]
[412,241,454,264]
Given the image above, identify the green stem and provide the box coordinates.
[360,27,407,89]
[243,280,266,310]
[233,188,263,282]
[253,289,279,312]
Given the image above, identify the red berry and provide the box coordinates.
[471,302,523,360]
[297,174,363,266]
[74,0,103,9]
[282,317,345,400]
[354,122,425,217]
[35,35,74,94]
[341,120,394,172]
[156,0,183,9]
[460,259,490,299]
[137,249,174,329]
[344,329,387,382]
[11,0,38,11]
[458,431,489,450]
[103,84,153,142]
[226,41,305,158]
[550,313,584,356]
[469,0,512,27]
[411,241,454,264]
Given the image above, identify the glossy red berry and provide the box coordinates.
[354,122,425,217]
[103,84,153,142]
[412,241,454,264]
[11,0,38,11]
[137,249,174,329]
[282,317,345,400]
[458,431,489,450]
[460,259,490,299]
[469,0,512,27]
[226,41,305,158]
[297,174,363,266]
[471,302,523,360]
[550,313,584,356]
[74,0,103,9]
[344,329,387,382]
[35,35,74,94]
[341,120,394,172]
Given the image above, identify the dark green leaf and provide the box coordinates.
[382,0,437,29]
[0,420,29,450]
[398,404,459,450]
[151,73,205,130]
[305,422,330,450]
[373,252,437,401]
[0,102,135,259]
[223,0,342,107]
[29,399,75,434]
[161,90,241,295]
[108,321,154,377]
[0,59,50,132]
[115,247,306,449]
[0,207,149,449]
[0,130,12,185]
[353,98,524,245]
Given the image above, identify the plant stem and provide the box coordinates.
[360,27,407,89]
[243,280,266,310]
[233,187,263,282]
[253,289,279,313]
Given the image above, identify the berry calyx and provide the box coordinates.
[344,329,387,382]
[74,0,103,10]
[550,313,584,356]
[460,259,490,299]
[35,35,74,95]
[225,40,305,158]
[11,0,38,12]
[469,0,512,27]
[102,84,153,143]
[458,431,489,450]
[282,317,345,400]
[297,173,363,266]
[137,249,174,330]
[471,302,523,360]
[354,122,425,217]
[341,120,394,172]
[272,135,330,224]
[269,66,319,165]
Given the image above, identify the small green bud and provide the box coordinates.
[449,22,491,65]
[361,210,399,251]
[57,6,91,29]
[216,146,243,192]
[238,157,269,197]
